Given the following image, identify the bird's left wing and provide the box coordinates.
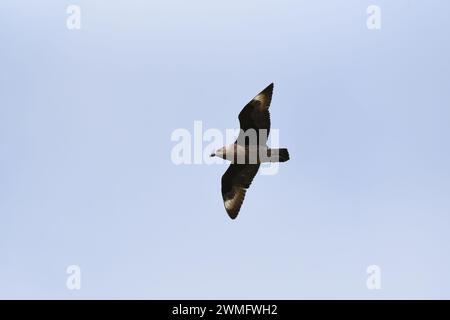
[221,164,260,219]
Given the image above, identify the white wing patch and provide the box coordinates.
[224,199,234,210]
[224,188,246,213]
[253,93,265,103]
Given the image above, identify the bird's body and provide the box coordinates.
[210,83,290,219]
[215,144,289,164]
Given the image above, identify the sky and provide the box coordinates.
[1,0,450,299]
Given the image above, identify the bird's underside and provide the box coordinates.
[222,144,289,164]
[219,83,290,219]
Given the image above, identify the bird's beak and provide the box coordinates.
[210,153,215,157]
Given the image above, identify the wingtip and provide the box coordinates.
[265,83,274,91]
[255,83,274,106]
[226,208,239,220]
[259,82,273,97]
[226,204,241,219]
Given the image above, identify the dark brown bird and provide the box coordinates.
[210,83,290,219]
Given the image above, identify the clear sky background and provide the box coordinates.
[1,0,450,299]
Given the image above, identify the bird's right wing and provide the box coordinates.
[221,164,260,219]
[237,83,273,146]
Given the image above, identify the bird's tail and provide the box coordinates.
[278,148,290,162]
[268,148,290,162]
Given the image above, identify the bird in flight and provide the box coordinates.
[210,83,290,219]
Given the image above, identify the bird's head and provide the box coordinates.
[210,146,227,159]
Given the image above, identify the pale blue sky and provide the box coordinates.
[1,0,450,299]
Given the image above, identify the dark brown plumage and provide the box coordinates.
[237,83,273,145]
[221,164,260,219]
[216,83,290,219]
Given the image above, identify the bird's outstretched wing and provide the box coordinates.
[237,83,273,146]
[221,164,260,219]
